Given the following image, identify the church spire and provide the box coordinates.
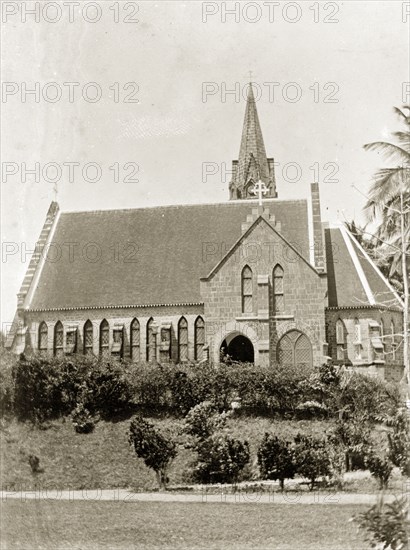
[229,83,277,200]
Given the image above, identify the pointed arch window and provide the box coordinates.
[354,318,362,360]
[99,319,109,357]
[178,317,188,362]
[277,330,312,368]
[130,318,140,362]
[272,265,284,314]
[194,317,205,361]
[112,325,124,359]
[83,320,94,355]
[241,266,253,313]
[335,319,346,361]
[146,318,157,363]
[54,321,64,357]
[159,325,172,363]
[65,327,78,355]
[391,320,396,360]
[38,322,48,353]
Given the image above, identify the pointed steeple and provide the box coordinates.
[229,83,277,200]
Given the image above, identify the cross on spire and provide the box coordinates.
[251,179,268,206]
[246,70,254,83]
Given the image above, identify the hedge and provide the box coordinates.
[1,352,401,424]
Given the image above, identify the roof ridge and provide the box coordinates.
[60,198,308,215]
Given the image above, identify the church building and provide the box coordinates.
[6,85,404,381]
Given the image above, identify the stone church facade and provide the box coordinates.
[6,85,404,381]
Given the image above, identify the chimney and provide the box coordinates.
[311,182,325,271]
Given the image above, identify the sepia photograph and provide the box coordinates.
[1,1,409,548]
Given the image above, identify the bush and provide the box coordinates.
[257,434,296,491]
[293,434,332,490]
[386,409,410,477]
[330,417,372,471]
[13,355,67,423]
[365,449,394,490]
[183,401,230,446]
[71,404,96,434]
[129,415,177,489]
[0,349,16,418]
[354,495,409,550]
[11,355,135,423]
[194,434,250,484]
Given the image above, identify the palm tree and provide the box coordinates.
[363,105,410,393]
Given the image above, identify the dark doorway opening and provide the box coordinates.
[220,334,254,364]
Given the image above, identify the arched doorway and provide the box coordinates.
[220,333,254,364]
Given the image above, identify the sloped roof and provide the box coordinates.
[325,226,403,309]
[28,199,310,310]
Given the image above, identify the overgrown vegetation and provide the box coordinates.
[2,354,401,426]
[354,495,409,550]
[1,352,407,491]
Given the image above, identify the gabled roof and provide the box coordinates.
[202,214,321,281]
[325,225,403,310]
[27,199,310,311]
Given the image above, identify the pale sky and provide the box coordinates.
[1,0,409,327]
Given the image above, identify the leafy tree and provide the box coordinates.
[194,434,250,484]
[387,409,410,476]
[365,449,394,490]
[330,416,372,471]
[293,434,331,491]
[363,105,410,390]
[129,416,177,489]
[257,434,296,491]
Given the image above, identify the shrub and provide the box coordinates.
[386,409,410,477]
[257,433,296,491]
[86,361,134,419]
[293,434,331,490]
[365,449,394,490]
[169,370,198,415]
[295,400,328,419]
[0,349,16,418]
[13,355,66,423]
[28,454,44,474]
[330,417,372,471]
[183,401,230,446]
[129,415,177,489]
[354,495,409,550]
[71,404,96,434]
[194,434,250,484]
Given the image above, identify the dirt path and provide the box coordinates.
[0,488,403,505]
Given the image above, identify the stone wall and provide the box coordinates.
[325,307,404,382]
[200,214,327,366]
[19,304,204,363]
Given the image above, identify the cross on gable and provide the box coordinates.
[251,180,268,206]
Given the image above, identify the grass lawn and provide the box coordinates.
[1,416,335,491]
[1,500,369,549]
[1,416,404,493]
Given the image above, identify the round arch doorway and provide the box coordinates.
[220,333,254,364]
